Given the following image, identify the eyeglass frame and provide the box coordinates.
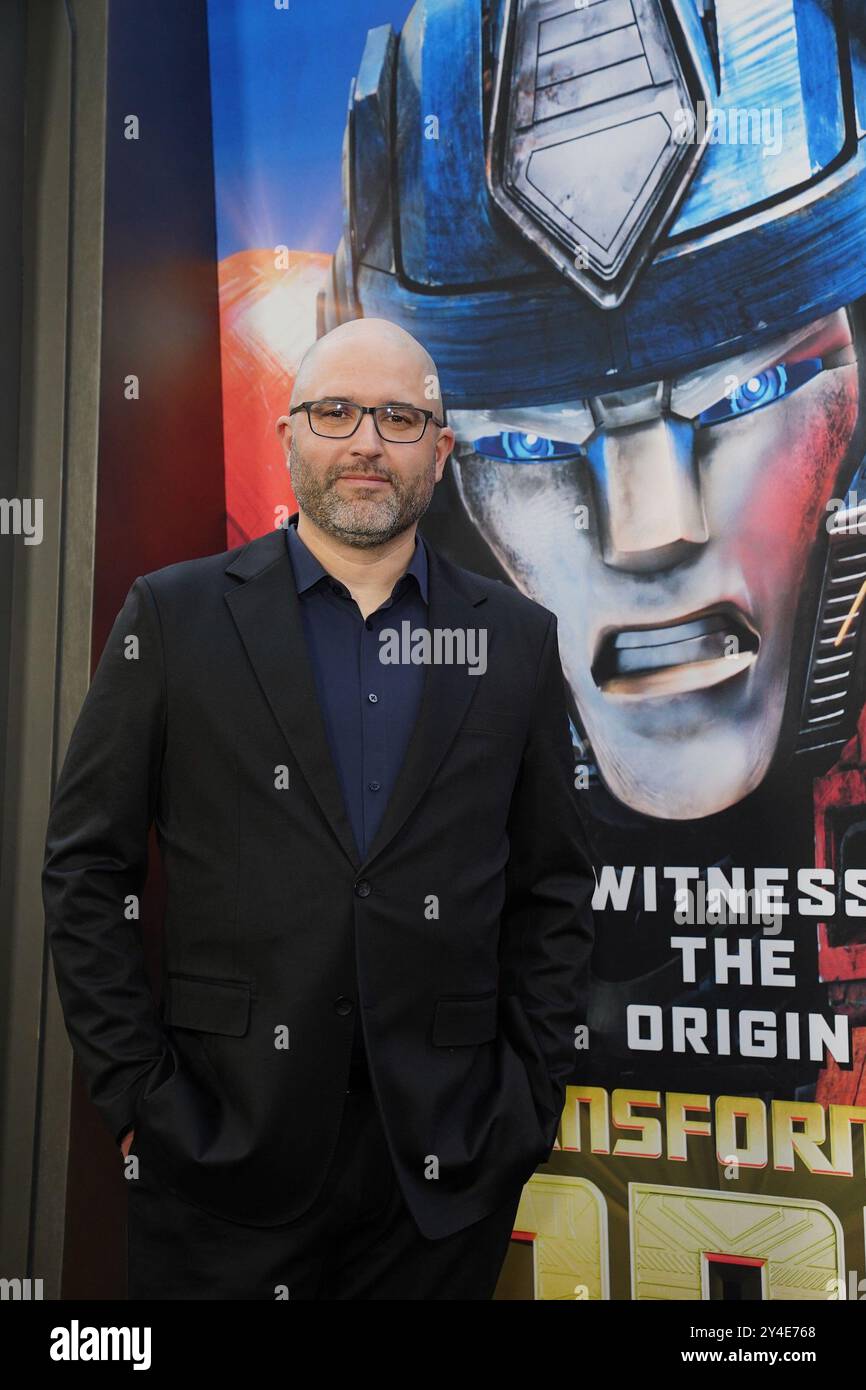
[288,398,446,443]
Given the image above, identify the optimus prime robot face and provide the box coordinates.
[322,0,866,821]
[449,307,860,820]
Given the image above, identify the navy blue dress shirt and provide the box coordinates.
[285,515,428,1083]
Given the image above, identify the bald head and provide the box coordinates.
[289,318,443,417]
[276,316,455,550]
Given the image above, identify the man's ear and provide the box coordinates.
[275,415,293,457]
[436,427,456,479]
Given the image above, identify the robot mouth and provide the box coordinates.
[593,605,760,697]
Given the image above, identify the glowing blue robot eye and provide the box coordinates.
[471,430,585,461]
[697,358,824,426]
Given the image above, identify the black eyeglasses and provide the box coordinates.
[289,398,445,443]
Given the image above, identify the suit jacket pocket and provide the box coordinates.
[432,991,498,1046]
[163,973,251,1036]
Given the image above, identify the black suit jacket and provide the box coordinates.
[42,518,595,1239]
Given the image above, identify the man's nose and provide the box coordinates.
[585,415,709,572]
[348,411,385,455]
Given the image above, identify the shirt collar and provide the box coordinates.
[285,513,429,604]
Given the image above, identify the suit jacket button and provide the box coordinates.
[334,997,354,1016]
[354,879,371,897]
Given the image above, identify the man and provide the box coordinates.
[43,316,595,1300]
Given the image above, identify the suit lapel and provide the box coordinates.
[224,525,360,867]
[224,520,490,872]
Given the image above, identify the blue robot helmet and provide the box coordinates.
[321,0,866,407]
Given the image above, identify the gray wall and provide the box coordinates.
[0,0,107,1297]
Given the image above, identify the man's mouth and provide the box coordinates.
[336,473,392,486]
[592,605,760,697]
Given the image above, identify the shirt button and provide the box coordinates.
[354,880,372,898]
[368,781,381,792]
[334,996,354,1016]
[368,693,378,703]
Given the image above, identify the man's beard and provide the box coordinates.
[288,440,436,548]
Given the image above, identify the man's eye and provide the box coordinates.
[697,359,824,426]
[472,430,585,462]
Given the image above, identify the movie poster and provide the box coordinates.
[207,0,866,1300]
